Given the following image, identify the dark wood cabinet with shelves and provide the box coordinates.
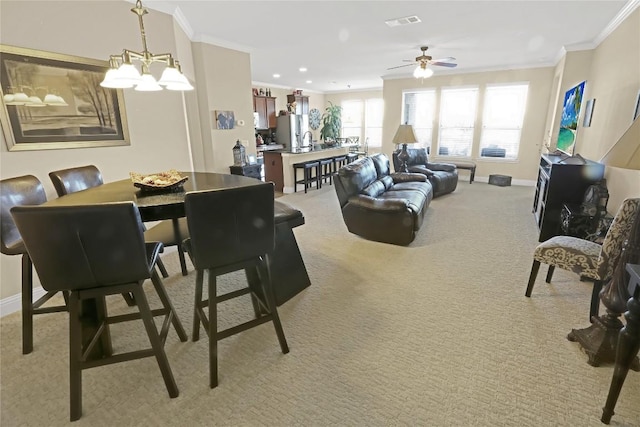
[253,96,276,129]
[286,94,309,115]
[533,153,605,242]
[263,151,284,192]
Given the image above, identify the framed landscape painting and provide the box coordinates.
[0,45,129,151]
[556,80,585,155]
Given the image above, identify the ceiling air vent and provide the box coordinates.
[385,15,421,27]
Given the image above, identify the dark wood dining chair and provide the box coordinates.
[48,165,191,276]
[11,201,187,421]
[0,175,68,354]
[183,182,289,388]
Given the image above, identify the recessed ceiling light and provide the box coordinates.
[299,67,307,72]
[306,80,312,84]
[273,74,280,78]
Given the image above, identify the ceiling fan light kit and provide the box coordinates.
[388,46,457,79]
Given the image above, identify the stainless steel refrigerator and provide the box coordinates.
[276,114,309,151]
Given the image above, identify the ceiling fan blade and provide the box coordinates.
[430,57,456,63]
[387,64,416,70]
[402,59,414,63]
[431,62,458,68]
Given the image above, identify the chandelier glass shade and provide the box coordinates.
[3,86,68,107]
[100,0,194,91]
[413,63,434,79]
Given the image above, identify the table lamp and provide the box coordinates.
[393,124,418,172]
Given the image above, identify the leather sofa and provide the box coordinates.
[334,153,433,245]
[392,148,458,197]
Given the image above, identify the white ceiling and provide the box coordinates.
[140,0,635,93]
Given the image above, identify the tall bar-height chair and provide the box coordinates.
[183,182,289,388]
[48,165,191,276]
[1,175,68,354]
[11,202,187,421]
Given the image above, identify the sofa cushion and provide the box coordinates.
[337,156,378,197]
[389,181,433,200]
[361,180,386,198]
[371,153,391,177]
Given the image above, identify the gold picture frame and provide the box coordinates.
[0,45,130,151]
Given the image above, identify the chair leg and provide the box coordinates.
[21,253,33,354]
[150,270,187,342]
[545,266,555,283]
[208,271,219,388]
[192,269,204,342]
[590,280,602,321]
[156,256,169,278]
[260,255,289,354]
[525,260,541,297]
[132,286,179,398]
[68,291,83,421]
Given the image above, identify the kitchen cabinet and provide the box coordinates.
[253,96,276,129]
[287,94,309,115]
[533,153,604,242]
[264,151,284,192]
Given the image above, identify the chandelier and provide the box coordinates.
[100,0,193,91]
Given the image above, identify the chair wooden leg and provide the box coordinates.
[525,260,541,297]
[545,265,555,283]
[132,286,179,398]
[192,269,204,342]
[260,256,289,354]
[68,291,83,422]
[156,256,169,278]
[208,272,219,388]
[150,270,187,342]
[590,280,602,321]
[21,253,33,355]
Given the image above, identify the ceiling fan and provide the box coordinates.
[388,46,457,78]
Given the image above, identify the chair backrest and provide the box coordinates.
[0,175,47,255]
[596,198,640,281]
[11,202,151,292]
[49,165,103,196]
[392,148,428,172]
[184,183,275,270]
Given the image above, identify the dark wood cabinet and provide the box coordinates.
[253,96,276,129]
[533,153,605,242]
[263,151,284,192]
[229,164,262,180]
[286,94,309,115]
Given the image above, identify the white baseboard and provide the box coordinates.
[0,286,47,317]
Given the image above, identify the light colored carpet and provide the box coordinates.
[1,181,639,426]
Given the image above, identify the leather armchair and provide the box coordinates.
[392,148,458,197]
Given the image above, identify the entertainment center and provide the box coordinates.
[533,153,605,242]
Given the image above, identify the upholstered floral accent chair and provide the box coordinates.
[525,198,640,322]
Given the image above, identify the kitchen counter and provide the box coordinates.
[263,146,349,193]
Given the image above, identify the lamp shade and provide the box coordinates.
[600,118,640,170]
[392,124,419,145]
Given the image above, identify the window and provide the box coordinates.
[438,87,478,157]
[341,98,384,152]
[479,84,528,159]
[341,100,362,142]
[364,98,383,150]
[401,90,436,150]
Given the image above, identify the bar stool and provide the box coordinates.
[346,152,359,164]
[333,155,347,173]
[293,161,320,193]
[319,157,333,187]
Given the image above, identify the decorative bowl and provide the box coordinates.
[130,169,188,193]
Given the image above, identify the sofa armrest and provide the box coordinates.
[390,172,427,183]
[347,195,409,212]
[426,162,456,172]
[405,166,434,178]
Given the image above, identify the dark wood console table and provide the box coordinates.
[601,263,640,424]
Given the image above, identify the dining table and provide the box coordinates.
[41,171,310,359]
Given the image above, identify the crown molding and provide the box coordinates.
[593,0,640,46]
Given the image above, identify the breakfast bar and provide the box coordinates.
[263,146,350,193]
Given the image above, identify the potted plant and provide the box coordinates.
[320,102,342,145]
